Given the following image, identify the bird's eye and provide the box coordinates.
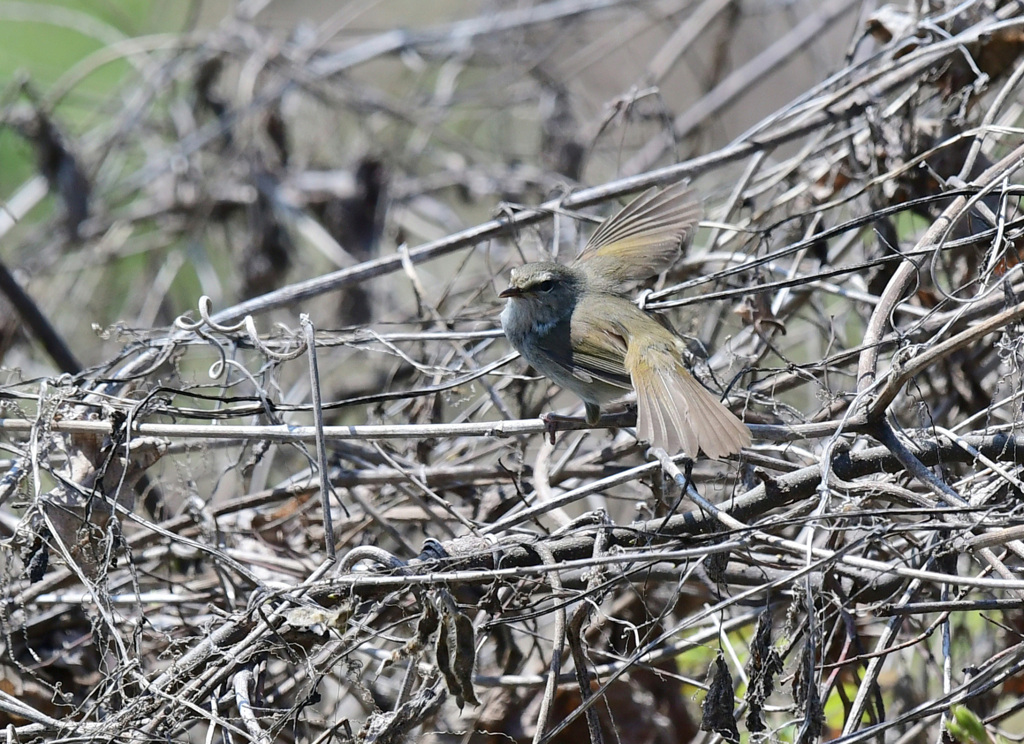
[536,279,555,293]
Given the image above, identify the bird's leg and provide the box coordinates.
[585,403,601,425]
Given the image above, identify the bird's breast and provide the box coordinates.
[500,301,565,366]
[501,301,556,344]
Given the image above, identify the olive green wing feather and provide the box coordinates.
[572,181,701,291]
[528,300,633,393]
[566,319,632,391]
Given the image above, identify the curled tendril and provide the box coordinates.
[174,297,310,380]
[635,287,653,311]
[338,546,410,574]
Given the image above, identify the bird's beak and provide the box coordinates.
[499,286,520,299]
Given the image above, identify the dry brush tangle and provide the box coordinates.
[3,1,1024,742]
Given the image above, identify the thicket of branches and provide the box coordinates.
[3,1,1024,742]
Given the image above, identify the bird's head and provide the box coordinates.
[499,262,582,322]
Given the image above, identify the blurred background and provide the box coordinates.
[0,0,858,370]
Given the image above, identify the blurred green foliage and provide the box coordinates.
[0,1,190,192]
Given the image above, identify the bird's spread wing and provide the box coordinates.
[572,182,700,291]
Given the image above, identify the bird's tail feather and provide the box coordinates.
[627,345,749,459]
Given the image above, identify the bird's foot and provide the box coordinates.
[540,412,579,445]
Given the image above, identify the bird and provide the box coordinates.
[499,182,750,459]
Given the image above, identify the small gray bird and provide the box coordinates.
[499,183,750,459]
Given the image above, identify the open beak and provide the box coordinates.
[499,286,521,299]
